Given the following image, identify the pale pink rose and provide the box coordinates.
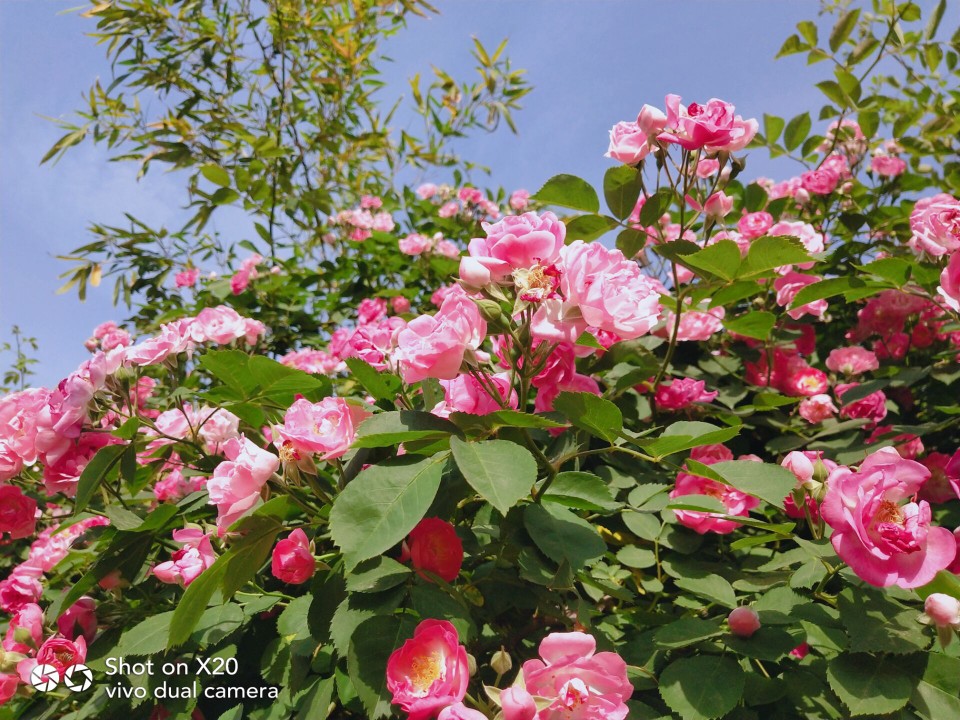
[196,408,240,454]
[671,460,760,535]
[938,250,960,311]
[658,94,757,153]
[153,464,206,503]
[416,183,438,199]
[871,155,906,177]
[909,193,960,257]
[520,631,633,720]
[605,121,651,165]
[57,597,98,643]
[190,306,249,345]
[206,436,279,533]
[822,447,956,588]
[696,158,720,178]
[280,348,343,375]
[2,603,44,654]
[781,451,815,485]
[279,397,371,461]
[458,187,483,204]
[924,593,960,627]
[836,382,887,426]
[360,195,382,209]
[271,528,315,584]
[400,233,432,255]
[435,240,460,259]
[825,346,879,376]
[340,316,406,371]
[0,440,23,483]
[737,211,773,240]
[819,119,867,156]
[460,211,566,286]
[654,377,718,411]
[438,201,459,218]
[774,271,827,320]
[658,306,725,342]
[0,486,37,540]
[703,191,733,219]
[509,189,531,211]
[769,220,825,261]
[533,240,662,344]
[395,294,487,383]
[431,372,517,418]
[152,529,216,587]
[386,620,469,720]
[372,212,395,232]
[125,320,191,366]
[728,607,761,638]
[798,394,838,423]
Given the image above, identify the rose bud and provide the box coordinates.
[728,606,761,638]
[270,529,315,585]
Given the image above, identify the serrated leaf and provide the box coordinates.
[524,503,606,570]
[450,437,537,515]
[552,392,623,442]
[827,653,913,716]
[659,655,745,720]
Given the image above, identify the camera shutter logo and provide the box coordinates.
[63,664,94,693]
[29,664,60,692]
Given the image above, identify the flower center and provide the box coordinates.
[875,499,904,526]
[409,653,444,694]
[559,678,590,708]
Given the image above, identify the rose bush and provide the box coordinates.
[4,1,960,719]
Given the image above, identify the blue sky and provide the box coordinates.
[0,0,825,386]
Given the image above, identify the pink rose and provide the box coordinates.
[671,460,760,535]
[938,250,960,311]
[431,372,517,418]
[919,452,960,504]
[0,486,36,539]
[460,211,566,286]
[391,296,411,314]
[57,597,98,643]
[501,687,538,720]
[400,233,433,256]
[0,570,42,614]
[271,528,315,585]
[279,397,371,462]
[395,294,487,383]
[190,306,249,345]
[125,320,192,366]
[658,306,725,342]
[438,201,459,218]
[658,94,758,153]
[702,191,733,219]
[836,382,887,426]
[153,529,216,587]
[386,619,469,720]
[438,704,486,720]
[3,603,44,654]
[774,271,827,320]
[206,436,279,534]
[737,211,773,240]
[400,518,464,583]
[0,673,17,707]
[821,447,956,588]
[605,121,651,165]
[520,631,633,720]
[871,155,906,177]
[654,377,718,411]
[825,346,879,376]
[728,607,761,638]
[18,636,87,684]
[509,189,531,211]
[800,169,839,195]
[924,593,960,627]
[909,194,960,257]
[197,408,241,454]
[416,183,438,199]
[358,298,388,325]
[696,158,720,178]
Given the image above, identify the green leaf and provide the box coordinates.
[912,680,960,720]
[654,617,725,649]
[330,453,447,568]
[450,437,537,515]
[829,8,860,52]
[827,653,913,716]
[640,422,741,460]
[616,228,648,258]
[344,358,402,402]
[552,392,623,442]
[541,472,619,511]
[353,411,459,449]
[447,410,567,435]
[168,559,229,648]
[763,114,785,144]
[659,655,745,720]
[296,677,335,720]
[838,586,931,655]
[523,503,606,570]
[678,240,742,281]
[200,164,231,188]
[348,614,418,719]
[565,214,619,242]
[114,611,175,657]
[790,276,865,308]
[708,460,798,509]
[926,0,946,39]
[603,165,643,220]
[220,513,286,599]
[723,311,776,341]
[74,444,127,513]
[346,557,412,593]
[532,174,599,213]
[673,573,737,608]
[738,235,812,278]
[193,603,245,646]
[744,183,769,213]
[723,626,800,660]
[784,113,812,152]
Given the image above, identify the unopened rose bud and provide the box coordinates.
[728,606,761,638]
[12,627,35,648]
[475,299,506,324]
[490,648,512,676]
[812,460,830,484]
[0,650,26,673]
[922,593,960,648]
[466,653,477,677]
